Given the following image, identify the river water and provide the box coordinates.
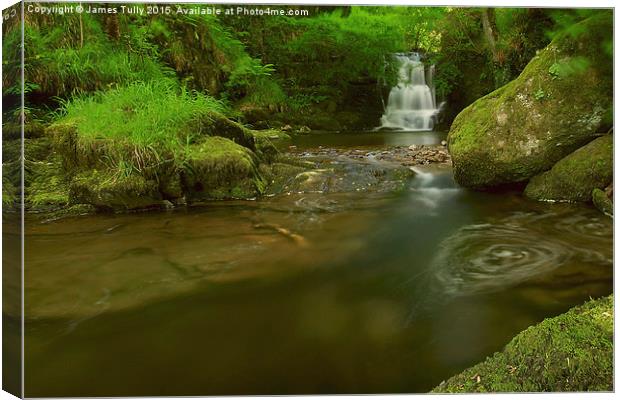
[22,131,612,396]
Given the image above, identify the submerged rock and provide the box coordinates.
[448,14,612,189]
[524,135,612,202]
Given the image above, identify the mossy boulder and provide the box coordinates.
[197,112,257,151]
[180,137,265,200]
[592,188,613,216]
[448,14,612,189]
[42,109,289,210]
[69,170,162,211]
[524,135,613,202]
[433,295,613,393]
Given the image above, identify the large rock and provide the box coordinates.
[69,170,162,211]
[433,295,613,393]
[180,137,265,200]
[524,135,612,202]
[448,14,612,189]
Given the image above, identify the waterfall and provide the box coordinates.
[380,53,441,131]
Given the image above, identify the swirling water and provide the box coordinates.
[21,133,612,396]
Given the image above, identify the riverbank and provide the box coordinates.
[8,127,453,220]
[433,295,614,393]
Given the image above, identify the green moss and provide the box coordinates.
[252,129,291,142]
[262,161,311,196]
[524,135,612,202]
[433,295,613,393]
[69,170,162,211]
[592,188,613,217]
[26,159,70,209]
[2,122,46,140]
[181,137,264,200]
[43,83,285,210]
[193,112,258,150]
[448,14,612,189]
[158,173,184,201]
[2,138,21,165]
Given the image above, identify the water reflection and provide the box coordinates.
[290,130,446,148]
[432,210,612,297]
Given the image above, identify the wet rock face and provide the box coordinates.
[447,14,612,189]
[524,135,613,202]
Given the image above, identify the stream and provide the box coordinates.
[22,131,612,396]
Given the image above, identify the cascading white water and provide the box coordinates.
[380,53,441,131]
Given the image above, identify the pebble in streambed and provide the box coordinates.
[288,144,451,167]
[280,144,450,195]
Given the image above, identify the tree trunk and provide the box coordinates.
[104,3,120,41]
[480,8,499,63]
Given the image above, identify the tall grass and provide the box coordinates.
[53,81,230,181]
[241,77,288,109]
[17,10,176,102]
[25,35,173,98]
[59,80,227,149]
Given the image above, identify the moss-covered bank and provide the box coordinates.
[447,13,612,189]
[433,295,613,393]
[4,83,307,215]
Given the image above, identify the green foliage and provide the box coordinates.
[548,62,561,79]
[148,12,275,99]
[546,9,607,40]
[21,13,172,98]
[430,8,485,99]
[57,80,227,151]
[280,8,409,87]
[223,6,442,109]
[432,8,554,100]
[241,77,288,109]
[287,92,330,113]
[4,5,613,131]
[533,89,546,101]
